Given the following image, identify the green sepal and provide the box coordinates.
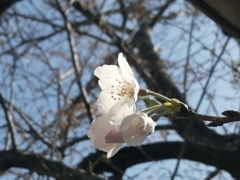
[142,96,161,108]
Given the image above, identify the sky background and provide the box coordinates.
[0,0,239,179]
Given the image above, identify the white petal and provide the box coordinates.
[109,99,128,116]
[136,112,156,134]
[94,65,121,79]
[95,65,122,90]
[88,115,124,157]
[100,78,123,94]
[143,117,156,134]
[97,90,135,121]
[107,144,123,158]
[123,133,147,146]
[98,80,106,90]
[88,115,113,135]
[88,116,114,149]
[119,112,156,146]
[109,102,135,125]
[119,113,137,132]
[97,91,114,114]
[131,79,140,102]
[105,127,124,143]
[118,53,134,82]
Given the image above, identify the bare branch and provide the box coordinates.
[0,150,103,180]
[176,104,240,126]
[195,36,231,111]
[79,141,240,179]
[0,91,17,150]
[55,0,94,122]
[11,103,52,147]
[149,0,176,28]
[204,169,221,180]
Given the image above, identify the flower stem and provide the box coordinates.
[146,90,171,102]
[142,104,162,114]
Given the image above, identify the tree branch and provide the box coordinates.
[0,91,17,150]
[79,141,240,179]
[0,0,19,16]
[176,103,240,127]
[188,0,240,38]
[149,0,176,28]
[0,150,103,180]
[55,0,94,122]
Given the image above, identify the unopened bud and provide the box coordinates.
[138,88,149,96]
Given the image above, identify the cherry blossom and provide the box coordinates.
[88,112,156,158]
[94,53,139,122]
[88,115,124,158]
[119,112,156,146]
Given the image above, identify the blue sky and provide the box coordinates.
[0,0,239,179]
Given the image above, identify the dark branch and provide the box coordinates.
[188,0,240,38]
[0,150,103,180]
[149,0,176,28]
[0,0,20,16]
[0,91,17,150]
[175,103,240,127]
[79,141,240,179]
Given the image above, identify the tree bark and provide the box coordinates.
[0,150,103,180]
[80,141,240,179]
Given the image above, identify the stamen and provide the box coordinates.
[110,80,134,100]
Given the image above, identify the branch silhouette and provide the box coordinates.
[176,103,240,127]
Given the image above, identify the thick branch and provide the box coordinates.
[0,91,17,150]
[0,150,103,180]
[176,103,240,127]
[188,0,240,38]
[0,0,19,16]
[79,142,240,179]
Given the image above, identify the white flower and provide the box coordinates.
[88,112,156,158]
[88,115,124,158]
[120,112,156,146]
[94,53,139,123]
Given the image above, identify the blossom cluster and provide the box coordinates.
[88,53,156,158]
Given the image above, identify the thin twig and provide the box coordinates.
[170,142,187,180]
[195,36,230,111]
[10,103,52,147]
[204,169,220,180]
[149,0,176,28]
[55,0,94,122]
[183,13,195,99]
[0,92,17,150]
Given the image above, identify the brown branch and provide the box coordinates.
[55,0,94,122]
[176,103,240,127]
[118,0,127,29]
[57,135,88,152]
[0,91,17,150]
[195,36,230,111]
[10,103,52,147]
[148,0,176,28]
[0,150,103,180]
[79,141,240,179]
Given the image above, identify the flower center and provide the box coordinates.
[110,79,134,100]
[134,122,143,128]
[133,121,146,134]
